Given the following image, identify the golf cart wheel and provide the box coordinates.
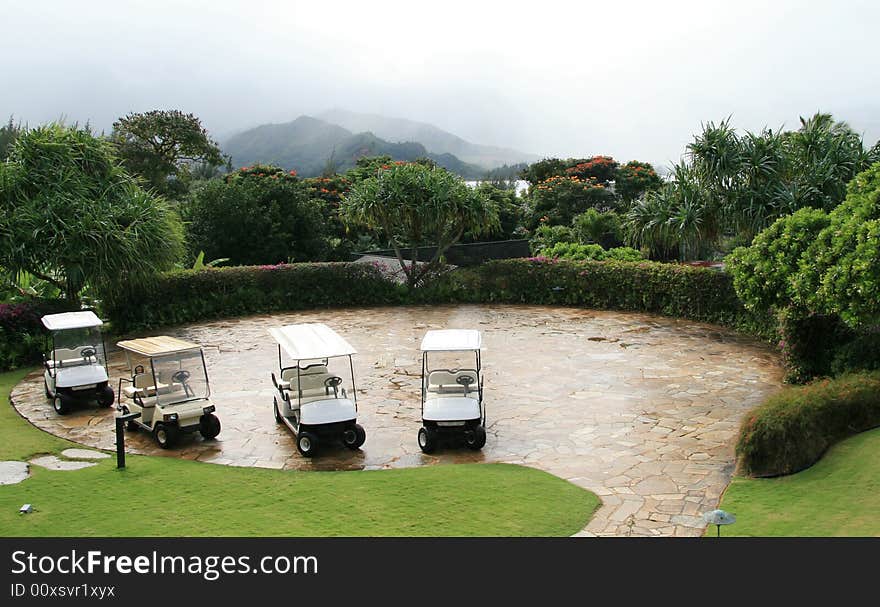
[199,413,222,440]
[465,425,487,451]
[297,431,319,457]
[273,397,282,424]
[98,385,115,407]
[52,393,71,415]
[154,422,179,449]
[342,423,366,450]
[418,427,437,454]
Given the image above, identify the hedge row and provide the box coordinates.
[736,372,880,477]
[419,258,776,339]
[105,262,405,332]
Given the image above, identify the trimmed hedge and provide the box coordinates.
[419,258,776,339]
[736,372,880,477]
[0,299,75,370]
[106,262,405,332]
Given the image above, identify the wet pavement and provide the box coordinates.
[11,304,782,536]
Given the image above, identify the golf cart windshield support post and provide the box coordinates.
[296,363,302,408]
[349,354,358,409]
[277,345,282,373]
[421,352,427,412]
[200,350,211,399]
[150,360,161,408]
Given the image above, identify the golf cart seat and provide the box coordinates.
[46,348,95,369]
[121,372,176,402]
[427,370,478,395]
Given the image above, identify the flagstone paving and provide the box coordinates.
[10,305,782,536]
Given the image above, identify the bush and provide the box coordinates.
[736,372,880,477]
[572,209,624,248]
[539,242,644,262]
[528,225,575,254]
[0,299,75,371]
[182,165,329,266]
[106,262,404,332]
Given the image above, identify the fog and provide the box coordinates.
[2,0,878,166]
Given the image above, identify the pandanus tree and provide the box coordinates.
[626,113,878,260]
[341,162,499,288]
[0,124,184,305]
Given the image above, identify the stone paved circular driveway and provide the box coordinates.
[11,304,782,536]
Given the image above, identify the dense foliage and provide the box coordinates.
[728,162,880,380]
[0,299,74,369]
[627,114,879,260]
[0,124,184,304]
[182,164,329,266]
[736,372,880,477]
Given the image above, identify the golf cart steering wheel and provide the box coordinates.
[324,376,343,396]
[172,370,191,383]
[456,375,474,394]
[80,346,97,360]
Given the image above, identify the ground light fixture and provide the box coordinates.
[703,509,736,537]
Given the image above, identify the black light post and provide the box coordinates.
[115,412,140,469]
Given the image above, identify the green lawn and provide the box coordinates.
[716,427,880,536]
[0,370,599,536]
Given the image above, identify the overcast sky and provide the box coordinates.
[2,0,878,167]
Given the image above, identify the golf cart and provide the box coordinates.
[115,336,221,449]
[41,311,114,415]
[269,323,365,457]
[418,329,486,453]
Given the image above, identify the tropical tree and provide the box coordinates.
[0,124,184,304]
[183,164,328,266]
[614,160,663,205]
[342,163,498,288]
[111,109,225,197]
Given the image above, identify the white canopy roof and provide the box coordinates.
[269,323,357,360]
[116,335,201,357]
[41,311,103,331]
[420,329,482,352]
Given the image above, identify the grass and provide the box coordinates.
[0,370,599,536]
[0,368,75,460]
[716,427,880,536]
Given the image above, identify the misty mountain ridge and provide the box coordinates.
[318,108,540,169]
[222,112,538,178]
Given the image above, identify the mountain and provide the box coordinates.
[222,116,489,178]
[318,108,541,169]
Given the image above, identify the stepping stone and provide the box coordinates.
[61,448,110,460]
[0,461,29,485]
[29,455,97,471]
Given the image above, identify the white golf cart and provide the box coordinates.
[41,311,114,415]
[115,336,221,449]
[269,323,365,457]
[418,329,486,453]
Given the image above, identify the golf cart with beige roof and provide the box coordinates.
[418,329,486,453]
[41,311,115,414]
[115,336,221,449]
[269,323,365,457]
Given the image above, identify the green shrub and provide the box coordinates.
[0,299,75,371]
[572,209,624,248]
[538,242,645,262]
[528,225,575,253]
[106,262,405,332]
[736,372,880,477]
